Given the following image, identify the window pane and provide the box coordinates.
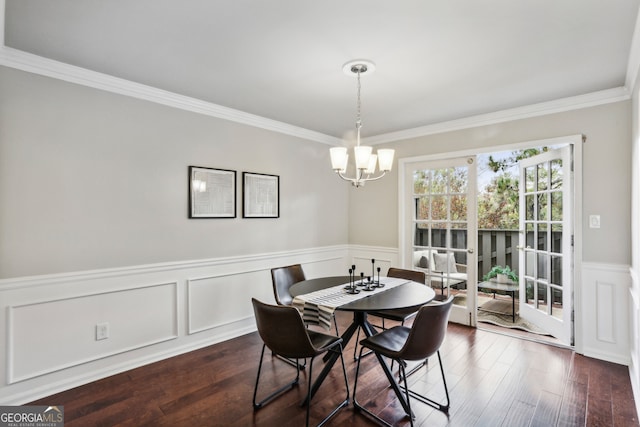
[431,169,449,195]
[537,223,548,251]
[550,159,563,190]
[551,224,563,253]
[525,279,535,305]
[451,195,467,221]
[537,282,548,312]
[450,227,467,250]
[537,253,548,280]
[551,286,563,319]
[416,197,429,220]
[431,195,447,220]
[449,167,468,193]
[413,170,430,194]
[537,162,548,191]
[537,193,548,221]
[551,191,562,221]
[525,166,536,192]
[526,251,535,277]
[414,224,429,246]
[430,224,447,249]
[526,194,535,220]
[551,255,563,286]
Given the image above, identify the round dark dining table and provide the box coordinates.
[290,275,435,408]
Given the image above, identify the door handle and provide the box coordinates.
[467,248,474,254]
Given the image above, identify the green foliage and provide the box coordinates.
[414,146,561,231]
[478,147,552,230]
[483,265,518,282]
[477,172,519,229]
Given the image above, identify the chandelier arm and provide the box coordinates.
[360,171,388,182]
[335,170,388,185]
[336,171,357,183]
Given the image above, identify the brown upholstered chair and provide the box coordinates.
[369,267,427,326]
[353,267,426,360]
[353,296,454,426]
[271,264,339,335]
[251,298,349,427]
[271,264,306,306]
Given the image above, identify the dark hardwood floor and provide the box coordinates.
[31,311,638,426]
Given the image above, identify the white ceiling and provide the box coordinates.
[3,0,639,143]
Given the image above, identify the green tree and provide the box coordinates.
[478,147,553,229]
[414,146,558,232]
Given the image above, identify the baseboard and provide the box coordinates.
[5,321,257,406]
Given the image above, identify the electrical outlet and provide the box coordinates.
[589,215,601,229]
[96,322,109,341]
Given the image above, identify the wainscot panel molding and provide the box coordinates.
[629,266,640,422]
[8,282,179,384]
[0,245,349,404]
[581,262,632,365]
[348,245,399,278]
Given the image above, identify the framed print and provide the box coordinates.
[189,166,236,218]
[243,172,279,218]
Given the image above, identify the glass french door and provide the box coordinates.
[518,146,573,345]
[403,156,477,325]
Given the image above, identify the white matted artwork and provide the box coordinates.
[243,172,279,218]
[189,166,236,218]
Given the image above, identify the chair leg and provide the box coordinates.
[402,358,427,378]
[274,352,306,370]
[398,361,415,426]
[353,327,361,360]
[400,350,450,414]
[253,344,301,409]
[353,346,398,427]
[353,326,373,361]
[313,343,350,427]
[302,344,350,427]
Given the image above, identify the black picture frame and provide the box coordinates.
[189,166,236,218]
[242,172,279,218]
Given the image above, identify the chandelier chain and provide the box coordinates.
[356,68,362,134]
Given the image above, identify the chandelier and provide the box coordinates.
[330,60,395,188]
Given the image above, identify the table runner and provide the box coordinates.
[292,277,409,329]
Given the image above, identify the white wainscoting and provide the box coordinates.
[8,282,178,384]
[0,245,348,404]
[1,247,632,405]
[629,267,640,422]
[348,245,399,278]
[580,262,631,365]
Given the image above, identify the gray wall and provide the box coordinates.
[0,66,349,278]
[1,64,632,277]
[349,101,632,265]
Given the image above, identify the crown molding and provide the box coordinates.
[625,8,640,93]
[0,0,635,148]
[363,86,631,145]
[0,45,342,146]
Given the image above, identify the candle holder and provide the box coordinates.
[345,268,360,294]
[375,266,384,287]
[363,273,374,291]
